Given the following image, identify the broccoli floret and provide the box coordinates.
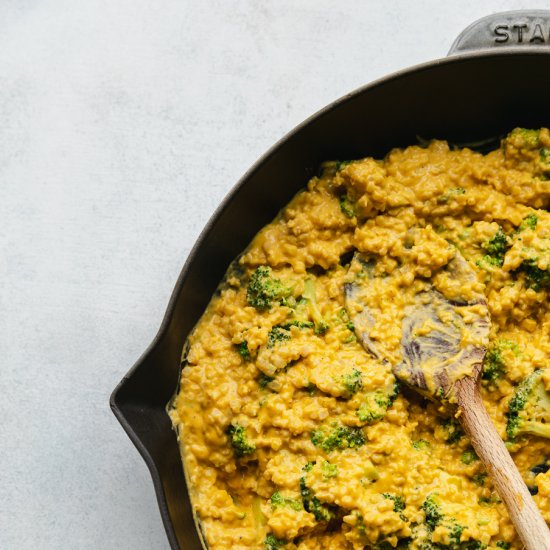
[338,308,355,331]
[267,320,315,349]
[247,266,292,310]
[305,382,316,396]
[439,417,463,444]
[321,461,338,478]
[518,259,550,291]
[422,495,443,530]
[337,308,356,343]
[482,339,519,382]
[270,491,302,511]
[258,373,274,389]
[226,424,256,457]
[235,341,251,360]
[447,522,465,546]
[357,382,400,424]
[421,495,467,547]
[311,423,365,452]
[506,369,550,440]
[280,320,314,330]
[300,476,337,522]
[302,278,329,334]
[482,344,505,381]
[509,127,540,148]
[437,187,466,204]
[341,369,363,397]
[540,148,550,177]
[496,542,511,550]
[472,473,487,486]
[413,439,430,451]
[481,227,510,267]
[267,326,291,348]
[339,194,357,218]
[518,213,538,232]
[382,493,406,513]
[264,533,286,550]
[460,449,478,465]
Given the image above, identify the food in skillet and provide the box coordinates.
[169,128,550,549]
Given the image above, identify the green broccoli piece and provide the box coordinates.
[496,542,511,549]
[540,148,550,177]
[247,266,292,310]
[382,493,406,513]
[235,341,251,360]
[226,424,256,457]
[518,213,538,232]
[300,476,337,522]
[267,320,316,349]
[357,382,400,424]
[270,491,302,511]
[279,320,314,330]
[338,308,355,331]
[481,227,510,267]
[339,194,357,218]
[337,308,356,343]
[412,439,430,451]
[437,187,466,204]
[460,449,478,465]
[506,369,550,440]
[302,278,329,334]
[321,460,338,479]
[341,369,363,397]
[482,339,518,382]
[258,373,274,389]
[440,417,463,444]
[421,495,466,546]
[482,345,504,382]
[422,495,443,530]
[311,423,365,452]
[472,473,487,486]
[446,523,465,546]
[267,326,291,348]
[509,127,540,148]
[518,259,550,291]
[264,533,286,550]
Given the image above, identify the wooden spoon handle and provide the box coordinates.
[455,376,550,550]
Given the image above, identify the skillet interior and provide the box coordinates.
[110,51,550,549]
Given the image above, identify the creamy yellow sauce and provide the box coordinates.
[170,128,550,549]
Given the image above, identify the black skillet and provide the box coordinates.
[110,10,550,549]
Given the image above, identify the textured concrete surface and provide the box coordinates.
[1,1,548,548]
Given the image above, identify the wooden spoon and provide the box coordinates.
[344,251,550,550]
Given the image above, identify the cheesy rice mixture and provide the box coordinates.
[169,128,550,550]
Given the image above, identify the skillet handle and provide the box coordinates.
[449,10,550,55]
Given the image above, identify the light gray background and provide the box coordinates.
[1,1,548,548]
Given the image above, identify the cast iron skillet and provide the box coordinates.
[111,11,550,549]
